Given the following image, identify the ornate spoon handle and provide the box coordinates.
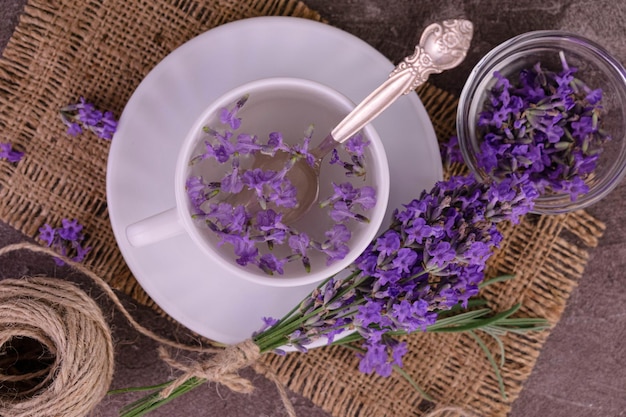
[329,19,473,145]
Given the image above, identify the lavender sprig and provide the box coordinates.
[254,174,539,375]
[38,218,92,265]
[115,175,545,416]
[329,133,370,178]
[60,97,118,140]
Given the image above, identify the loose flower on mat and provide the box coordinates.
[0,142,24,163]
[115,173,547,417]
[59,97,118,140]
[38,218,91,266]
[476,52,611,201]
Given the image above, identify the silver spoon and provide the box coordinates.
[234,19,474,223]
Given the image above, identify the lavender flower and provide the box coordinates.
[186,176,219,215]
[440,136,464,168]
[476,53,611,201]
[322,182,375,224]
[219,94,248,129]
[234,133,262,155]
[318,224,351,265]
[288,233,311,272]
[38,219,92,265]
[57,218,84,241]
[289,130,316,167]
[0,142,24,163]
[220,233,258,266]
[358,336,407,377]
[329,133,369,177]
[258,253,287,275]
[220,167,244,194]
[59,98,118,140]
[344,134,370,157]
[263,132,290,156]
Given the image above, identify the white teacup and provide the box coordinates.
[126,77,390,287]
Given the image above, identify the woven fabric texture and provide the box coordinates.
[0,1,605,416]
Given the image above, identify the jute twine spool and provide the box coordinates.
[0,277,114,417]
[0,242,477,417]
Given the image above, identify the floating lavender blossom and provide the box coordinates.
[38,218,92,265]
[60,97,118,140]
[254,174,538,376]
[476,53,611,201]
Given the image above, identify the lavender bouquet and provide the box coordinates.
[117,172,546,417]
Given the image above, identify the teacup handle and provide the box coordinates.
[126,208,185,247]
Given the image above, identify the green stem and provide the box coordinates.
[479,274,516,289]
[119,377,206,417]
[393,365,434,402]
[430,304,521,333]
[467,330,507,400]
[108,380,175,396]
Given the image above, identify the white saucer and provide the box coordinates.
[106,16,443,344]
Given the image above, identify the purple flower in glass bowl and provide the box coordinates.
[457,31,626,214]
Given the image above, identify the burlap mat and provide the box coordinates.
[0,1,605,416]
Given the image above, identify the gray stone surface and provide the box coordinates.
[1,1,626,416]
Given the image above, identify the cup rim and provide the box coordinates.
[174,76,390,287]
[457,30,626,214]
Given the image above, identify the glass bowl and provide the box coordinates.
[457,31,626,214]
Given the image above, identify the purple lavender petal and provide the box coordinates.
[353,186,377,210]
[328,200,358,223]
[344,134,370,157]
[38,224,56,247]
[258,253,287,275]
[288,232,310,257]
[220,167,244,194]
[58,218,83,241]
[0,142,24,163]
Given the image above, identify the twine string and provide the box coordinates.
[0,242,220,354]
[0,242,297,416]
[157,340,260,398]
